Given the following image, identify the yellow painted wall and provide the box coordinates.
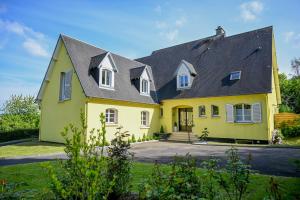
[160,94,270,140]
[39,41,87,143]
[266,32,281,139]
[86,98,160,142]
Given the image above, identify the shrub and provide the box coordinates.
[264,177,282,200]
[199,127,209,142]
[218,147,251,200]
[137,137,142,142]
[160,125,164,133]
[139,154,202,199]
[131,134,136,143]
[142,133,146,141]
[281,123,300,138]
[0,128,39,142]
[106,126,133,199]
[46,112,115,199]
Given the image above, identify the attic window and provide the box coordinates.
[179,75,189,88]
[141,79,150,95]
[230,71,241,80]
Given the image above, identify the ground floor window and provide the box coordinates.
[211,105,219,117]
[105,108,118,124]
[198,105,206,117]
[141,111,149,127]
[234,104,251,122]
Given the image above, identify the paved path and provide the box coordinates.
[1,141,299,177]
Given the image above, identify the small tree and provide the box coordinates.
[0,95,40,131]
[291,57,300,77]
[199,128,209,142]
[159,125,164,133]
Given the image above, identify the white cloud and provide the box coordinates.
[240,1,263,22]
[0,19,49,57]
[283,31,300,48]
[155,21,167,29]
[161,29,179,42]
[284,31,295,42]
[154,5,162,14]
[175,17,186,27]
[23,38,49,57]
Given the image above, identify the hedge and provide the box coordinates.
[0,129,39,143]
[281,125,300,138]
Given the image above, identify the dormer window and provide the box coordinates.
[230,71,241,80]
[101,69,113,87]
[175,60,196,90]
[141,79,149,95]
[179,75,189,88]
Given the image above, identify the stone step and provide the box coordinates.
[168,132,199,142]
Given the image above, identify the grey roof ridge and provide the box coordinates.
[136,26,273,61]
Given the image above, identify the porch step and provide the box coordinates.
[168,132,199,143]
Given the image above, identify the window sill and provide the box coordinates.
[199,115,207,118]
[106,123,118,127]
[58,98,71,103]
[140,126,150,129]
[234,121,254,124]
[212,115,220,118]
[99,85,115,91]
[140,93,150,97]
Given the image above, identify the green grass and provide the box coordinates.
[0,140,65,158]
[283,136,300,146]
[0,161,299,199]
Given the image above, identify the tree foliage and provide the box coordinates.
[0,95,40,131]
[291,57,300,77]
[279,73,300,114]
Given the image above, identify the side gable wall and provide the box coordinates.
[39,41,87,143]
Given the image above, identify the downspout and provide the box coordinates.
[266,94,271,142]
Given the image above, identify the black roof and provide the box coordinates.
[136,26,273,101]
[55,26,274,104]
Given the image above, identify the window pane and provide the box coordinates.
[102,70,106,85]
[184,75,188,86]
[180,76,184,87]
[212,105,219,116]
[244,108,251,121]
[199,106,205,116]
[106,70,112,86]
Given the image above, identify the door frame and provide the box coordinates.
[178,108,193,132]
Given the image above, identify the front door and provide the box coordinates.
[178,108,193,132]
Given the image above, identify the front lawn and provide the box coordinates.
[283,136,300,146]
[0,161,299,199]
[0,140,65,158]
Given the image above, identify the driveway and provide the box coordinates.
[1,141,299,177]
[130,141,300,177]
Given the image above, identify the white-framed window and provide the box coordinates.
[105,108,118,124]
[230,71,241,80]
[59,70,72,101]
[199,105,206,117]
[211,105,219,117]
[234,104,251,122]
[100,69,113,88]
[141,111,149,127]
[179,75,189,88]
[141,79,149,95]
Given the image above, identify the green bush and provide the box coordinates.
[131,134,136,143]
[107,126,133,199]
[46,112,132,199]
[142,133,146,141]
[159,125,164,133]
[280,123,300,138]
[0,95,40,132]
[139,154,202,199]
[0,129,38,142]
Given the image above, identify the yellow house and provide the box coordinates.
[37,26,281,144]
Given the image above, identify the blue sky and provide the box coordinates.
[0,0,300,106]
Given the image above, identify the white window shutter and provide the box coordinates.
[64,70,72,99]
[226,104,234,123]
[252,103,262,123]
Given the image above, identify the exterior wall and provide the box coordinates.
[39,42,86,143]
[160,94,269,141]
[86,98,160,143]
[266,33,281,139]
